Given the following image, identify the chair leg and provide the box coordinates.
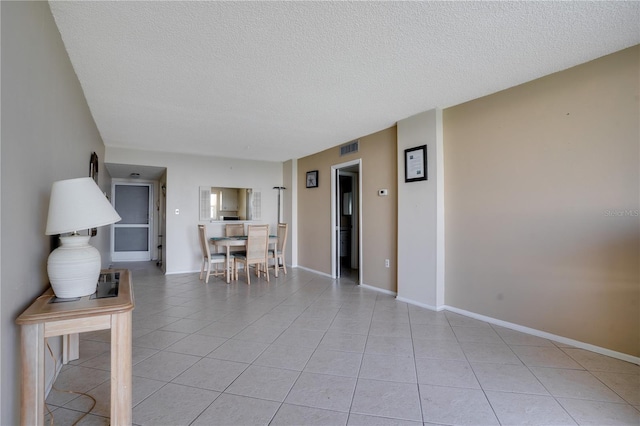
[200,258,205,280]
[265,262,269,282]
[273,255,278,278]
[205,262,211,284]
[281,255,287,274]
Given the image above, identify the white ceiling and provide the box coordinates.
[49,1,639,164]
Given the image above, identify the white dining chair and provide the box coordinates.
[233,224,269,285]
[268,223,288,277]
[198,224,227,283]
[225,223,246,256]
[225,223,244,237]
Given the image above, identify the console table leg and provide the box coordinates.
[21,323,44,426]
[62,333,79,364]
[110,311,132,425]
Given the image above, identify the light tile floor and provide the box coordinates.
[46,262,640,425]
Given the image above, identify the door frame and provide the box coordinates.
[110,181,154,262]
[331,159,362,281]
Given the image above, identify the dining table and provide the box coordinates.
[210,235,277,283]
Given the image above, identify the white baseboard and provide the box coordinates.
[396,296,445,312]
[444,305,639,366]
[295,265,333,279]
[360,283,396,297]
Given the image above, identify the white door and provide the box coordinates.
[111,183,152,261]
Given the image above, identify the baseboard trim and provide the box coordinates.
[444,305,639,366]
[396,296,445,312]
[165,270,199,275]
[295,265,333,279]
[360,283,396,297]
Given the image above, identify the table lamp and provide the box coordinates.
[45,177,122,298]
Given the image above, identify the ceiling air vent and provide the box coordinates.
[340,140,359,156]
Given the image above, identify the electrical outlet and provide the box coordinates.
[385,259,390,268]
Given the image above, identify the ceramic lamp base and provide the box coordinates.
[47,235,101,298]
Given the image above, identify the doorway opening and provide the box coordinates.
[111,182,153,262]
[331,160,361,282]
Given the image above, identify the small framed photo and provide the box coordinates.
[306,170,319,188]
[89,152,99,184]
[89,152,99,236]
[404,145,427,182]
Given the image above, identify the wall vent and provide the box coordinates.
[340,140,359,156]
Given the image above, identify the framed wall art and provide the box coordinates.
[404,145,427,182]
[89,152,99,184]
[89,152,99,236]
[306,170,318,188]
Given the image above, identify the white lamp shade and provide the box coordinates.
[46,177,121,235]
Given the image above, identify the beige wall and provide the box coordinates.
[298,127,397,291]
[444,46,639,357]
[1,2,109,423]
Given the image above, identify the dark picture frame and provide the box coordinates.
[306,170,318,188]
[404,145,427,182]
[89,152,99,184]
[89,152,99,236]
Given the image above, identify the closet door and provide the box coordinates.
[111,183,152,261]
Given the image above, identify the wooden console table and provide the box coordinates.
[16,269,135,426]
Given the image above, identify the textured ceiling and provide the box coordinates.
[49,1,640,163]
